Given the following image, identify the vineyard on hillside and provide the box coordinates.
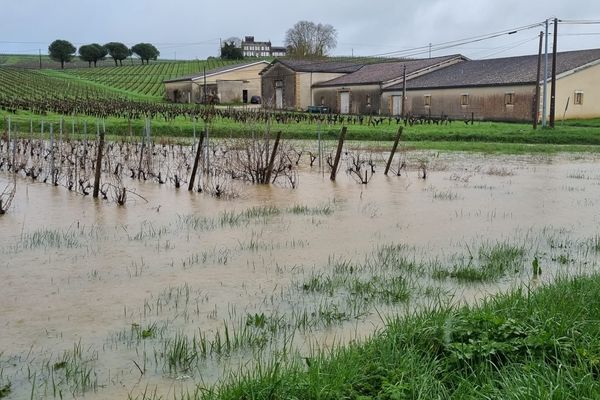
[63,59,255,98]
[0,68,127,103]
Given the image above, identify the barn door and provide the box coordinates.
[392,95,402,116]
[275,88,283,109]
[340,92,350,114]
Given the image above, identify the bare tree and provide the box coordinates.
[285,21,337,58]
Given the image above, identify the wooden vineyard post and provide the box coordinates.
[384,127,403,175]
[264,131,282,184]
[188,133,205,191]
[49,124,55,183]
[330,126,347,181]
[93,125,105,198]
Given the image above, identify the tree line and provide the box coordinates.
[48,40,160,69]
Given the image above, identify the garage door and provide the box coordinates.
[275,88,283,109]
[340,92,350,114]
[392,96,402,116]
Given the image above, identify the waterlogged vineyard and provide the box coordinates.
[1,140,600,398]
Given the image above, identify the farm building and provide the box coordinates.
[312,55,467,115]
[260,59,363,110]
[383,48,600,121]
[164,60,269,104]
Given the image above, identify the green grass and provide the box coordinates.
[433,242,525,283]
[0,383,10,398]
[201,274,600,399]
[3,110,600,154]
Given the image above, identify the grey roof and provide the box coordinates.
[272,59,365,73]
[314,55,466,87]
[385,48,600,90]
[164,61,270,83]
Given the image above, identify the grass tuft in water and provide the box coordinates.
[287,203,334,216]
[0,383,10,399]
[433,242,525,283]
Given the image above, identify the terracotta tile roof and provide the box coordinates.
[385,48,600,90]
[314,55,466,87]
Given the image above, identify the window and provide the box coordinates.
[366,95,372,107]
[460,94,469,106]
[574,91,584,105]
[424,95,431,107]
[504,92,514,106]
[320,96,325,105]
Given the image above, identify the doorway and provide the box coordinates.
[243,90,248,104]
[339,92,350,114]
[392,95,402,116]
[275,88,283,109]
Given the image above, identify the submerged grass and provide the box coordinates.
[433,242,525,283]
[203,274,600,399]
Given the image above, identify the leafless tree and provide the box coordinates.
[285,21,337,58]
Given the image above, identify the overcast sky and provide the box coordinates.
[1,0,599,60]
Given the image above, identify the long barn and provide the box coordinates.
[383,48,600,122]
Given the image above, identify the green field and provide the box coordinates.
[2,109,600,154]
[62,59,251,98]
[0,55,264,100]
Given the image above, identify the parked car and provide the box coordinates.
[250,95,261,104]
[307,105,329,114]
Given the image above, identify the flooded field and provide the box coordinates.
[1,146,600,399]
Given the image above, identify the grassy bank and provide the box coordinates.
[200,274,600,399]
[2,110,600,154]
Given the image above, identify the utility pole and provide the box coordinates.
[533,31,544,130]
[542,19,549,128]
[549,18,558,128]
[38,49,42,69]
[203,66,207,104]
[401,65,407,118]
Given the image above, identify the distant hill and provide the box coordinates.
[0,57,272,101]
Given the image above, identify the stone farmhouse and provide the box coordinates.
[164,60,269,104]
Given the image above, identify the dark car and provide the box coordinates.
[307,105,329,114]
[250,95,261,104]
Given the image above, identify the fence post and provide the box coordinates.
[264,131,282,184]
[330,126,347,181]
[384,127,403,175]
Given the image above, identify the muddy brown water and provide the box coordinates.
[1,150,600,399]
